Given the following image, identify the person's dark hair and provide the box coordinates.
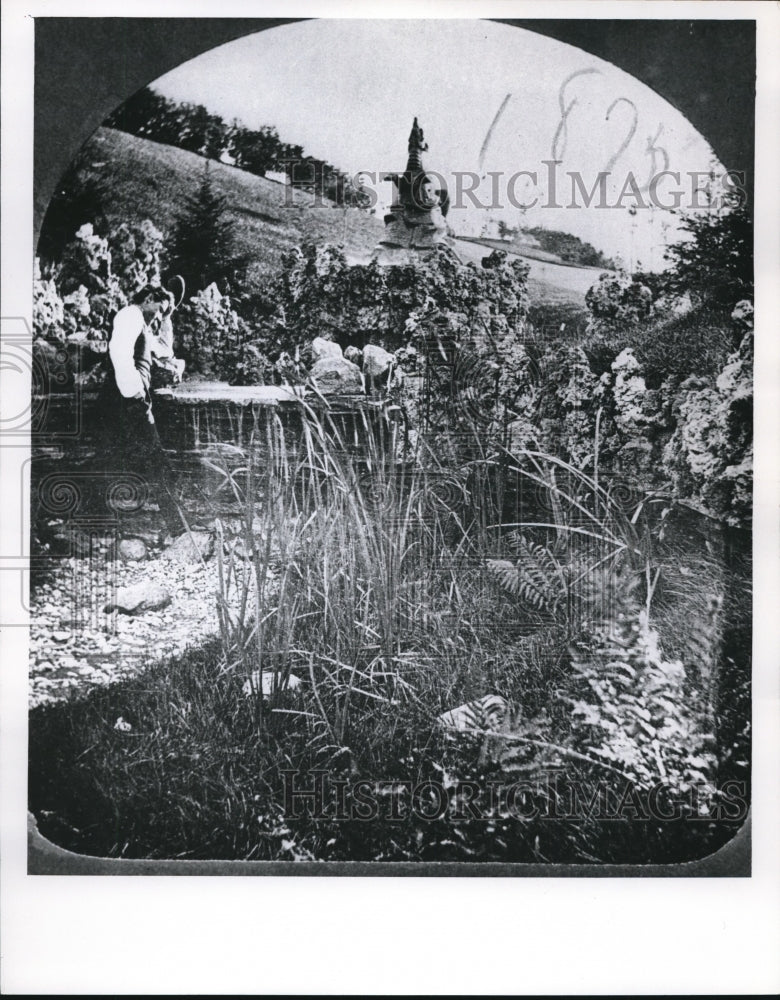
[133,284,172,307]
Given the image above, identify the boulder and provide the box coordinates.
[104,581,171,615]
[309,356,365,396]
[165,530,214,564]
[117,537,147,562]
[362,344,394,383]
[343,345,363,366]
[311,337,343,362]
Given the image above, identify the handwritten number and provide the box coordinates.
[639,124,669,193]
[551,68,602,162]
[601,98,638,174]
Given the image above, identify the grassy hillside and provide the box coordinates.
[454,237,605,309]
[62,127,599,313]
[79,127,387,286]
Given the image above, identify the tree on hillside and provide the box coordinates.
[228,124,284,177]
[178,102,228,159]
[525,226,615,268]
[168,164,247,294]
[105,86,181,146]
[663,205,752,309]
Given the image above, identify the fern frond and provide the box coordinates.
[487,535,565,614]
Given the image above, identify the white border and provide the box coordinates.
[2,2,779,994]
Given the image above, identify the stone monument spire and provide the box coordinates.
[373,117,455,265]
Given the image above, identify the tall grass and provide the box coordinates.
[206,399,516,764]
[28,393,743,862]
[203,395,670,765]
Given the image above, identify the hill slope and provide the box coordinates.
[77,127,387,285]
[61,127,602,310]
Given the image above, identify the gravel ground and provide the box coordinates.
[29,538,257,708]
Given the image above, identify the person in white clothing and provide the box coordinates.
[103,285,179,533]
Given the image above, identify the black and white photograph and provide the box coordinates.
[2,2,780,994]
[24,14,757,867]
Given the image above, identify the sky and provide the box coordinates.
[153,19,724,270]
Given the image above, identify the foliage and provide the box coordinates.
[168,166,247,295]
[585,270,655,328]
[176,282,253,380]
[487,536,566,617]
[663,205,752,309]
[33,258,65,340]
[34,217,168,346]
[561,613,717,798]
[38,147,110,263]
[524,225,616,268]
[662,328,753,525]
[530,344,606,470]
[43,224,126,341]
[108,219,165,295]
[254,244,531,373]
[104,85,361,206]
[28,412,744,863]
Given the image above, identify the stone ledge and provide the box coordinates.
[154,382,303,406]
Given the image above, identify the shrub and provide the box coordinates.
[33,258,65,341]
[176,282,250,379]
[585,270,655,328]
[663,205,752,309]
[108,219,165,296]
[258,244,530,360]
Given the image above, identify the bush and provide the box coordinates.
[108,219,165,296]
[176,282,251,380]
[663,205,752,309]
[585,270,655,328]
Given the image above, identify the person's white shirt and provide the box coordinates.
[109,304,160,399]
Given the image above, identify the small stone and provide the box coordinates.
[344,345,363,366]
[118,538,149,562]
[165,530,214,564]
[104,581,172,615]
[52,630,71,643]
